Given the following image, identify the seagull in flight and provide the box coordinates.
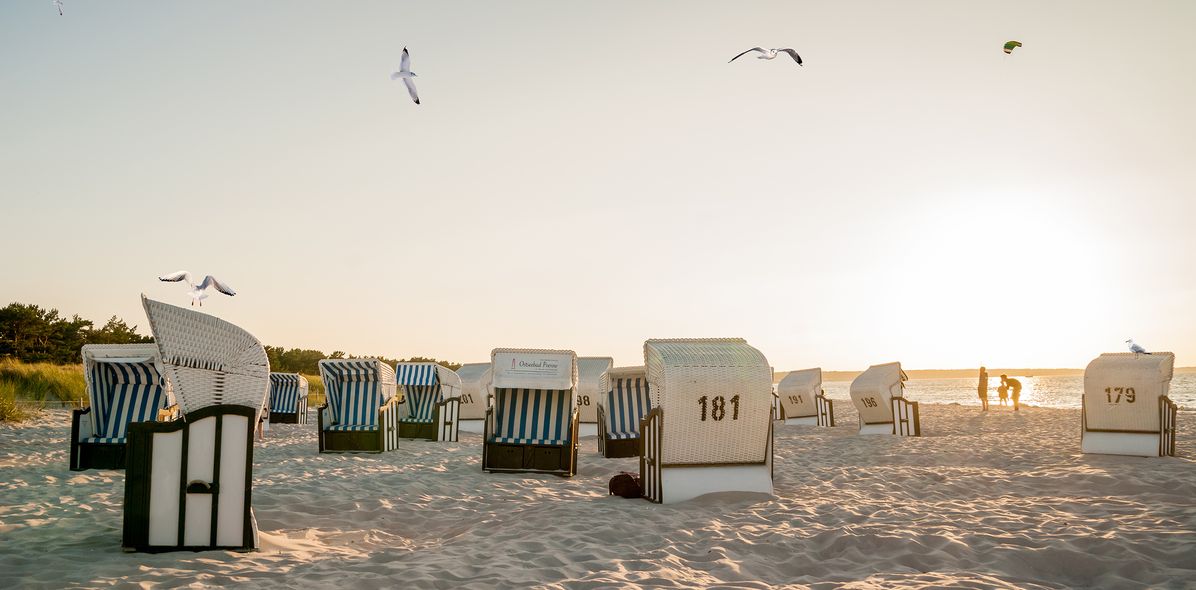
[729,47,803,66]
[1126,339,1150,355]
[53,0,64,15]
[158,271,236,306]
[390,47,420,104]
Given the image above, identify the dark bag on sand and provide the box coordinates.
[609,472,642,499]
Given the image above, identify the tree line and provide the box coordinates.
[0,302,460,372]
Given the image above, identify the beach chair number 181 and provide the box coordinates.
[1104,387,1136,404]
[698,395,740,422]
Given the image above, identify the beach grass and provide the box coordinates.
[0,381,32,421]
[303,374,325,407]
[0,360,87,416]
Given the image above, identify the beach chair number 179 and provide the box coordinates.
[698,395,740,421]
[1104,387,1136,404]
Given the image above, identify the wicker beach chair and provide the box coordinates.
[394,362,462,442]
[70,344,176,471]
[1082,352,1177,457]
[122,296,269,553]
[777,368,834,426]
[577,356,613,437]
[317,358,400,453]
[267,373,309,424]
[482,348,579,476]
[596,365,652,458]
[454,362,491,434]
[850,362,919,436]
[639,338,774,504]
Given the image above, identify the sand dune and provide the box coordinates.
[1,404,1193,589]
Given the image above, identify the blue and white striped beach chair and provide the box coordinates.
[317,358,400,453]
[267,373,309,424]
[483,348,580,476]
[395,362,462,442]
[71,344,176,471]
[597,366,652,458]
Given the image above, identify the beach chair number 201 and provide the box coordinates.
[1104,387,1136,404]
[861,397,879,408]
[698,395,741,422]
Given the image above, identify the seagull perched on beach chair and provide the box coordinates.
[1126,339,1149,354]
[158,271,236,306]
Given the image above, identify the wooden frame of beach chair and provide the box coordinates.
[576,356,614,437]
[639,339,774,504]
[596,365,652,458]
[777,368,828,426]
[71,343,177,471]
[1081,352,1178,457]
[394,362,462,442]
[482,348,579,476]
[850,362,920,436]
[454,362,491,434]
[317,359,400,453]
[122,296,268,553]
[267,373,309,424]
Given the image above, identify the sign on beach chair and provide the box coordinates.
[639,338,774,504]
[122,296,269,553]
[395,362,462,442]
[577,357,614,437]
[777,368,834,426]
[1082,352,1177,457]
[596,365,652,458]
[850,362,920,436]
[482,348,580,476]
[71,344,176,471]
[454,362,492,433]
[267,373,309,424]
[317,358,400,453]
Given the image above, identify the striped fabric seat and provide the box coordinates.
[320,361,383,429]
[492,388,572,446]
[87,360,169,444]
[269,373,303,413]
[605,376,651,440]
[401,385,439,424]
[326,424,377,432]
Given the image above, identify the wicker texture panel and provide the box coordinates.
[643,338,772,465]
[1083,352,1174,432]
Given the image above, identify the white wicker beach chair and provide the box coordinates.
[777,368,834,426]
[454,362,491,434]
[122,296,269,553]
[482,348,579,476]
[577,356,613,437]
[1082,352,1177,457]
[267,373,309,425]
[850,362,919,436]
[596,365,652,458]
[317,358,399,453]
[639,338,774,504]
[71,344,176,471]
[394,362,462,442]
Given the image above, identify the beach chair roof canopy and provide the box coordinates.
[599,365,647,395]
[577,357,614,397]
[850,362,907,397]
[777,367,822,396]
[394,362,462,388]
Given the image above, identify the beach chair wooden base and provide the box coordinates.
[858,422,894,435]
[70,408,127,471]
[268,411,304,425]
[600,437,639,459]
[399,421,437,440]
[1081,432,1163,457]
[122,405,258,553]
[482,441,578,476]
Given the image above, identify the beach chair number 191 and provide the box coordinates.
[698,395,740,422]
[1104,387,1136,404]
[788,395,804,405]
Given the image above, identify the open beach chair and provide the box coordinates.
[317,358,400,453]
[482,348,579,476]
[394,362,462,442]
[596,365,652,458]
[267,373,309,424]
[1082,352,1177,457]
[122,296,269,553]
[777,368,834,426]
[850,362,919,436]
[639,338,774,504]
[454,362,491,434]
[577,356,614,437]
[71,344,176,471]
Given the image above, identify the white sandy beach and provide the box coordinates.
[2,403,1194,589]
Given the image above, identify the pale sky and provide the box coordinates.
[2,1,1194,370]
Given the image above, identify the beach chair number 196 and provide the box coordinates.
[698,395,740,421]
[1104,387,1136,404]
[861,397,879,408]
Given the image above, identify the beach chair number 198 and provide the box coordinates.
[698,395,740,421]
[579,396,591,406]
[1104,387,1136,404]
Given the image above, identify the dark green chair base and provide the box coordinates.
[399,421,437,440]
[269,412,303,424]
[70,408,128,471]
[319,429,383,453]
[483,442,577,476]
[600,437,639,459]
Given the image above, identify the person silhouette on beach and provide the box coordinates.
[1004,375,1022,411]
[978,366,989,411]
[997,376,1009,406]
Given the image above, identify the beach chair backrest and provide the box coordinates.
[1083,352,1174,432]
[644,338,772,465]
[454,362,491,420]
[318,359,395,428]
[82,344,171,441]
[600,365,652,437]
[778,368,822,419]
[268,373,308,414]
[489,348,578,444]
[850,362,906,425]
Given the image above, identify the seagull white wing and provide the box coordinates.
[390,72,403,80]
[729,47,766,63]
[1130,342,1147,354]
[197,275,237,296]
[403,77,420,104]
[159,270,191,284]
[778,48,803,65]
[400,47,411,73]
